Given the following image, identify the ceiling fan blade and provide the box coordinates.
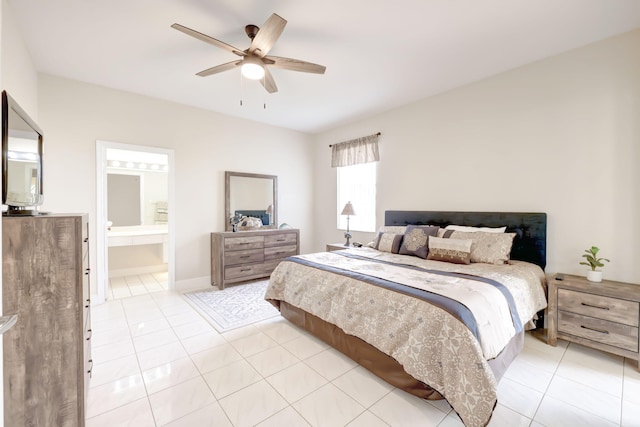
[249,13,287,57]
[196,60,241,77]
[171,23,246,57]
[261,67,278,93]
[264,55,326,74]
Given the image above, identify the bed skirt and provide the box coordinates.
[278,300,523,400]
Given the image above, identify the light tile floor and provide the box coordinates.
[108,272,169,300]
[88,290,640,426]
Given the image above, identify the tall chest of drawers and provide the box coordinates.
[211,228,299,289]
[547,273,640,370]
[2,214,92,426]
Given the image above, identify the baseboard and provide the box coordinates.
[109,264,168,278]
[175,276,213,293]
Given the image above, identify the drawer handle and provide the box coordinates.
[275,251,285,255]
[240,255,251,259]
[581,302,609,311]
[580,325,609,335]
[240,268,251,272]
[276,238,286,242]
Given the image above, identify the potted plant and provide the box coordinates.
[579,246,610,282]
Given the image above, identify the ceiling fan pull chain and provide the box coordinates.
[263,76,267,109]
[240,73,244,106]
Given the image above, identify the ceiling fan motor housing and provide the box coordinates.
[245,25,259,40]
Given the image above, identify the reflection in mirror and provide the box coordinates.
[7,137,40,205]
[225,171,277,231]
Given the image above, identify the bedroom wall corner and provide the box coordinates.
[312,29,640,284]
[1,0,38,119]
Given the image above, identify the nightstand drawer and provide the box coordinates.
[558,311,639,352]
[558,288,639,326]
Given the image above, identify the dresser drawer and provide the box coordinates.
[558,288,639,326]
[558,310,639,352]
[264,232,297,247]
[225,248,264,266]
[225,264,262,280]
[264,244,297,261]
[224,236,264,251]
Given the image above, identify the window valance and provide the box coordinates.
[330,133,380,167]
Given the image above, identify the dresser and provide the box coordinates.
[211,229,299,289]
[3,214,91,426]
[547,273,640,370]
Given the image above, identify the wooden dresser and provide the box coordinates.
[3,214,91,426]
[211,228,299,289]
[548,273,639,370]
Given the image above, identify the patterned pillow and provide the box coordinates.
[375,226,407,235]
[369,226,407,249]
[427,236,472,264]
[448,231,516,264]
[375,233,403,254]
[445,225,507,233]
[399,225,440,259]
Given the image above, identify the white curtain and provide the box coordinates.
[331,133,380,167]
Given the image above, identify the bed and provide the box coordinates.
[265,211,547,427]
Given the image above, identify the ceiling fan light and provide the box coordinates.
[241,62,265,80]
[240,56,264,80]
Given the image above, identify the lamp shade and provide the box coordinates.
[266,204,273,215]
[341,201,356,216]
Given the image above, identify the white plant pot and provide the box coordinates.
[586,270,602,283]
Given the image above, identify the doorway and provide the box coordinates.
[96,141,175,304]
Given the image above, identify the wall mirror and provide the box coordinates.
[225,171,277,231]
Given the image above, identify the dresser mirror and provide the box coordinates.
[225,171,277,231]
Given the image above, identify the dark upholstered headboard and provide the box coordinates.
[385,211,547,269]
[235,210,270,226]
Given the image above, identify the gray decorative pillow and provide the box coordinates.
[399,225,440,259]
[448,231,516,264]
[427,236,472,264]
[375,233,403,254]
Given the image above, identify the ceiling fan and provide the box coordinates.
[171,13,326,94]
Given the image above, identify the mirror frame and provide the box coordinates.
[225,171,277,231]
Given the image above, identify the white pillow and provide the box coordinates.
[445,225,506,233]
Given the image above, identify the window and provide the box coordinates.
[337,162,376,232]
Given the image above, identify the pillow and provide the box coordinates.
[448,231,516,264]
[375,225,407,235]
[427,236,472,264]
[399,225,440,259]
[375,233,403,254]
[368,226,407,249]
[445,225,507,233]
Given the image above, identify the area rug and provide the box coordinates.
[183,280,279,333]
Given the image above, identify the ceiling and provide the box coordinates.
[8,0,640,134]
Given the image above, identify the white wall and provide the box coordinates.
[313,30,640,284]
[38,74,316,291]
[1,0,41,420]
[1,0,37,120]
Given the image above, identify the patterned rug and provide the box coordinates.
[183,280,279,333]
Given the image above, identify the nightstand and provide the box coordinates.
[326,243,352,252]
[548,273,640,370]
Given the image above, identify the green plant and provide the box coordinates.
[579,246,610,271]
